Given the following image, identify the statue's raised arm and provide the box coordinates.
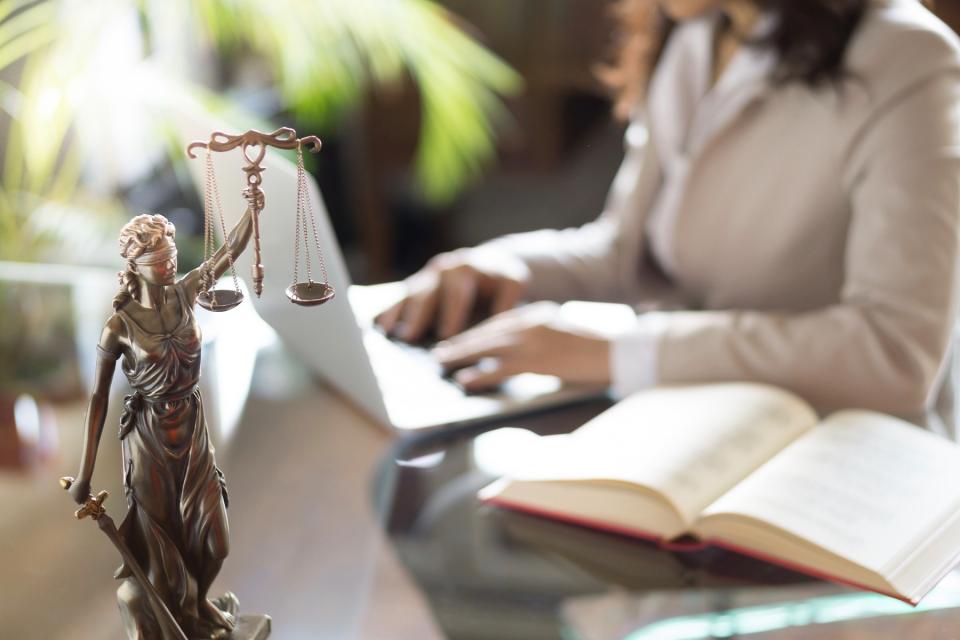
[181,206,254,306]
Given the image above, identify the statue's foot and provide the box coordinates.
[198,596,236,638]
[212,591,240,618]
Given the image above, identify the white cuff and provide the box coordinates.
[610,312,670,400]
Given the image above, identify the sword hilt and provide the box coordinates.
[60,476,109,520]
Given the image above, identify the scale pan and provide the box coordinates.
[197,289,244,312]
[286,282,336,306]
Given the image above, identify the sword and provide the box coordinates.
[60,477,188,640]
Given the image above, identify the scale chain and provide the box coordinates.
[295,144,329,286]
[303,153,329,285]
[292,161,303,285]
[294,144,313,284]
[203,152,218,293]
[298,146,311,283]
[205,150,241,296]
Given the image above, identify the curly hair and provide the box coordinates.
[603,0,872,118]
[113,214,177,311]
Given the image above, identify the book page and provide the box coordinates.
[501,384,817,526]
[699,410,960,575]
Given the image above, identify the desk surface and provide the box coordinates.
[6,348,960,640]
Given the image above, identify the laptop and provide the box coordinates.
[173,108,613,434]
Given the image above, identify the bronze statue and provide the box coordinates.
[63,128,332,639]
[67,208,255,639]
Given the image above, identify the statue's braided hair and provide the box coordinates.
[113,214,176,311]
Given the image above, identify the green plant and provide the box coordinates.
[0,0,522,259]
[194,0,522,202]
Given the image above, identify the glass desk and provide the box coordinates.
[374,400,960,640]
[6,354,960,639]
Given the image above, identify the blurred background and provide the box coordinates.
[0,0,630,467]
[1,0,959,468]
[2,0,960,477]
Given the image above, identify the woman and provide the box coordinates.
[68,208,253,639]
[378,0,960,427]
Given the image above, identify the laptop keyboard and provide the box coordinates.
[364,330,468,399]
[388,337,445,377]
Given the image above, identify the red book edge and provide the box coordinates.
[482,494,934,606]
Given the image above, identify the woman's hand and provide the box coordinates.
[376,248,531,343]
[431,302,612,392]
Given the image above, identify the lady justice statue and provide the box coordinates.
[67,209,252,639]
[62,129,331,640]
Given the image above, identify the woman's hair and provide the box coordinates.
[603,0,870,117]
[113,213,176,311]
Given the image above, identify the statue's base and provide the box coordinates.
[230,614,271,639]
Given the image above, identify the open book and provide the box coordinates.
[479,384,960,604]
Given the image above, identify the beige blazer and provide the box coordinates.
[487,0,960,426]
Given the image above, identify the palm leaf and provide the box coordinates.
[190,0,522,203]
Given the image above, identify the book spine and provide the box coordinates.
[483,495,665,544]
